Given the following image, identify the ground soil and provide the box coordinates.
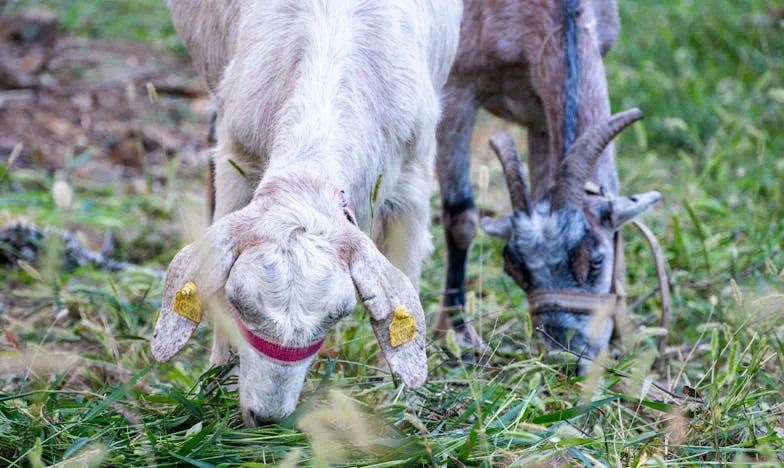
[0,10,210,181]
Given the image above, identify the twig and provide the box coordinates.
[421,288,460,299]
[44,67,185,95]
[629,247,780,312]
[629,288,661,312]
[630,220,671,362]
[0,222,162,277]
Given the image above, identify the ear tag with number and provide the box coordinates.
[173,281,202,324]
[389,305,416,348]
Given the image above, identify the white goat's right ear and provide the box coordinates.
[480,215,513,239]
[348,234,427,389]
[151,217,241,362]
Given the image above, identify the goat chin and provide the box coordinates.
[238,348,314,426]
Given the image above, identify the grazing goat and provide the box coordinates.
[435,0,660,363]
[151,0,462,426]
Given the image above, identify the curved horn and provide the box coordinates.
[489,132,531,215]
[551,108,644,211]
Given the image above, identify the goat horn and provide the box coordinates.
[551,108,643,211]
[489,131,531,215]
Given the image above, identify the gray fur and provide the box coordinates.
[436,0,623,346]
[437,0,661,361]
[562,0,581,155]
[482,177,660,361]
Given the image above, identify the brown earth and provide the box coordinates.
[0,9,211,182]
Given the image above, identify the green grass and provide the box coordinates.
[4,0,181,49]
[2,0,784,466]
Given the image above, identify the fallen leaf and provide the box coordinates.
[52,179,74,210]
[3,328,19,349]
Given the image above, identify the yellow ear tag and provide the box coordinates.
[173,281,202,324]
[389,305,416,348]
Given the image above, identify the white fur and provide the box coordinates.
[163,0,462,425]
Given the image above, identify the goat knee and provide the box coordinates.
[444,206,477,251]
[441,203,477,324]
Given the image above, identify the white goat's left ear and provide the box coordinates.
[151,215,241,362]
[348,234,427,389]
[599,191,662,230]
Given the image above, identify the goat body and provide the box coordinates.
[436,0,660,361]
[152,0,462,425]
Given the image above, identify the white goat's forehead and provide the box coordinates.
[242,237,348,310]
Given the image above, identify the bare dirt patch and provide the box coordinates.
[0,9,210,182]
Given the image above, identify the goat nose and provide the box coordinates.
[245,409,277,427]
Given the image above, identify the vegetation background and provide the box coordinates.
[1,0,782,466]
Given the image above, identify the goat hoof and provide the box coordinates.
[459,323,486,352]
[437,323,486,363]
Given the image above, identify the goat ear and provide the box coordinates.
[480,215,513,239]
[348,234,427,389]
[599,191,661,229]
[151,217,240,362]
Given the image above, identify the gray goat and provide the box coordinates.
[434,0,660,363]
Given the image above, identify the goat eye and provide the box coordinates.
[503,247,530,290]
[591,256,604,270]
[343,208,357,225]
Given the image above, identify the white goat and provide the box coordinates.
[151,0,462,426]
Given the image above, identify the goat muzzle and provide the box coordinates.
[528,290,622,318]
[528,183,671,356]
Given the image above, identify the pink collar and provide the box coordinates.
[234,312,325,363]
[231,181,349,362]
